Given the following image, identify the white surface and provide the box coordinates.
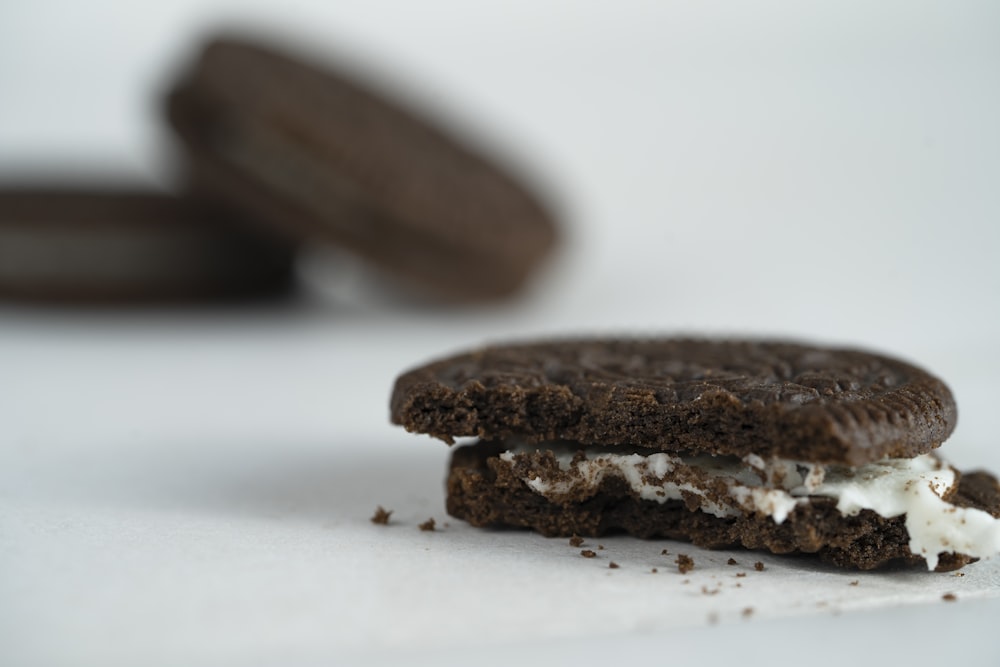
[2,1,1000,665]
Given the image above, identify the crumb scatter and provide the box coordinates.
[727,558,738,566]
[609,561,620,569]
[581,549,597,558]
[418,518,436,531]
[942,593,957,602]
[569,535,584,547]
[370,506,393,525]
[754,561,765,572]
[675,554,695,574]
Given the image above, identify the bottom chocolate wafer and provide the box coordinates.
[447,441,1000,571]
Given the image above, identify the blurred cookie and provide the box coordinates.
[166,37,559,302]
[0,188,295,302]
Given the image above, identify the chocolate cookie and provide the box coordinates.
[446,441,1000,571]
[0,188,295,302]
[166,37,559,302]
[391,339,957,465]
[392,338,1000,570]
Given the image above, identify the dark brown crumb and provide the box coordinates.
[569,535,584,547]
[742,607,754,618]
[942,593,957,602]
[418,518,436,531]
[370,506,393,525]
[754,561,765,571]
[849,580,859,587]
[581,549,597,558]
[676,554,694,574]
[651,568,658,573]
[598,544,605,550]
[736,572,747,578]
[727,558,738,566]
[661,549,669,555]
[609,561,620,569]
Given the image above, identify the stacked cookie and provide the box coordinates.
[1,37,558,303]
[392,338,1000,571]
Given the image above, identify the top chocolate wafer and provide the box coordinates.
[166,37,559,301]
[390,339,957,465]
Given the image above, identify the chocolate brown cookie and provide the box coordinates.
[446,441,1000,571]
[392,339,956,465]
[392,338,1000,570]
[166,37,559,302]
[0,188,295,302]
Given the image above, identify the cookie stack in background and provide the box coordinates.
[0,35,559,305]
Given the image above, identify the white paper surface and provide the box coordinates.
[2,307,1000,666]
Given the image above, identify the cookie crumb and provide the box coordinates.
[742,607,754,618]
[954,572,965,577]
[418,518,436,531]
[754,561,765,572]
[849,580,859,587]
[727,558,738,566]
[370,506,393,525]
[942,593,957,602]
[609,561,620,569]
[569,535,584,547]
[598,544,605,550]
[735,572,747,578]
[651,568,658,573]
[700,585,720,596]
[676,554,694,574]
[581,549,597,558]
[661,549,669,555]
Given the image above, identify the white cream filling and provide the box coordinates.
[0,226,231,283]
[499,445,1000,570]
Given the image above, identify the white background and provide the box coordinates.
[2,1,999,665]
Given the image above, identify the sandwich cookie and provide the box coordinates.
[0,189,295,302]
[166,37,559,302]
[391,339,1000,571]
